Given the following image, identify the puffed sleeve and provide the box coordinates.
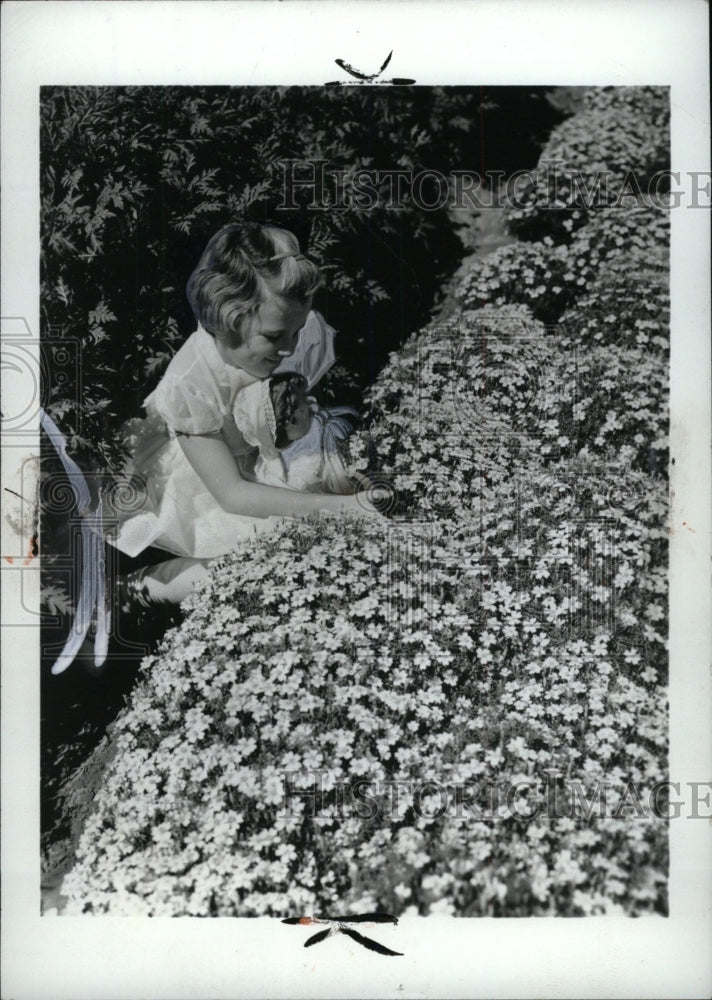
[273,309,336,390]
[145,376,224,436]
[232,380,282,460]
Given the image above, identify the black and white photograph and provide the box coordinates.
[1,2,710,998]
[38,81,674,918]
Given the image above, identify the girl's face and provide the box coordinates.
[216,294,312,378]
[284,392,313,442]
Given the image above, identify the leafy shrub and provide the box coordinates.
[61,309,667,917]
[503,87,670,242]
[456,206,669,326]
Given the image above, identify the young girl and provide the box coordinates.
[110,222,380,606]
[233,372,361,495]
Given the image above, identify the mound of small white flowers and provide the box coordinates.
[62,303,667,917]
[457,205,669,327]
[503,86,669,241]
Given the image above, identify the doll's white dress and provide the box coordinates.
[107,310,336,559]
[232,379,357,495]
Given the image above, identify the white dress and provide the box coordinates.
[107,310,337,559]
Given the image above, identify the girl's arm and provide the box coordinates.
[178,433,379,517]
[349,470,376,491]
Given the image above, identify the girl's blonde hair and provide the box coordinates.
[186,222,323,347]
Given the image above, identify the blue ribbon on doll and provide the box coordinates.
[321,406,359,448]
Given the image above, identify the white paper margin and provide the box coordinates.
[1,2,710,998]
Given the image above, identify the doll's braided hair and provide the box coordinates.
[269,372,310,449]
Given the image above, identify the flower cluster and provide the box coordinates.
[457,206,669,327]
[358,306,667,480]
[456,241,582,325]
[569,205,669,275]
[559,261,669,356]
[503,86,670,241]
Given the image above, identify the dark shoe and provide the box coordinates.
[117,568,152,616]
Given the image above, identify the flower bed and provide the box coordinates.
[456,206,669,326]
[359,306,667,482]
[61,306,668,917]
[503,87,670,242]
[60,86,669,918]
[61,507,667,915]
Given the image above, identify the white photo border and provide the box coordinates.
[1,2,710,998]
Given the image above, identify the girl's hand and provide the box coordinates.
[342,489,389,518]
